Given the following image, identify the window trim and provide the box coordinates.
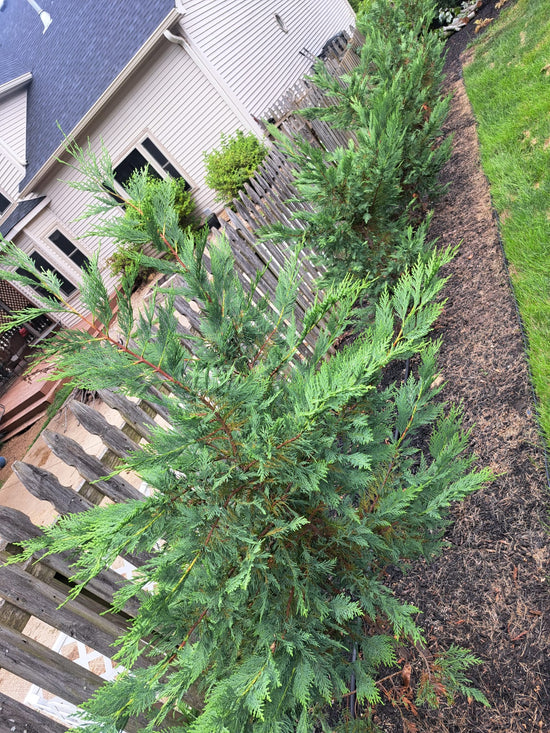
[111,133,195,198]
[46,227,91,270]
[23,227,85,296]
[15,250,77,299]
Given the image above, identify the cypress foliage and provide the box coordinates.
[309,0,451,202]
[259,0,451,296]
[0,157,489,731]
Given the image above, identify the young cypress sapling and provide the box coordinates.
[259,0,451,295]
[0,149,490,731]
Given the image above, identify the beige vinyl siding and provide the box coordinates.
[0,90,27,199]
[0,154,24,199]
[0,89,27,161]
[84,39,243,215]
[182,0,355,117]
[20,39,243,304]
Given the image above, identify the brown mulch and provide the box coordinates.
[374,3,550,731]
[0,416,48,470]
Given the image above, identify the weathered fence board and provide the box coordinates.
[13,461,150,568]
[0,346,184,729]
[0,561,128,662]
[0,506,139,616]
[97,389,156,440]
[41,430,143,503]
[13,462,91,516]
[0,626,103,706]
[69,400,141,459]
[0,626,149,732]
[0,693,68,733]
[141,386,172,423]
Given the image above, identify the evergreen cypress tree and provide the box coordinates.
[0,152,489,731]
[259,0,451,295]
[260,89,435,298]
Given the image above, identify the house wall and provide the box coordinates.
[0,89,27,199]
[10,37,244,326]
[0,89,27,162]
[0,155,23,201]
[4,2,357,326]
[182,0,356,119]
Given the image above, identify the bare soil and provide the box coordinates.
[374,3,550,731]
[0,416,48,479]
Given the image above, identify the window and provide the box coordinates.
[142,137,185,180]
[114,148,162,189]
[48,229,90,269]
[0,191,10,216]
[113,136,191,191]
[16,251,77,298]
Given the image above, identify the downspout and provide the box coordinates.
[163,23,265,140]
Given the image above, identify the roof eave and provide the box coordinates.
[0,71,33,102]
[0,195,48,239]
[20,7,182,197]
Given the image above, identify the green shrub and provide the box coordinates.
[0,146,490,731]
[204,130,268,203]
[106,241,142,277]
[107,174,200,279]
[172,177,201,231]
[135,175,201,233]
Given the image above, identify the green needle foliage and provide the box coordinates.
[259,0,451,298]
[307,0,450,201]
[204,130,268,204]
[0,153,489,730]
[261,114,435,302]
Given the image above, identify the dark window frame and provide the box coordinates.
[112,136,192,194]
[16,251,77,298]
[48,229,91,270]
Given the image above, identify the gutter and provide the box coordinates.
[0,72,33,102]
[164,21,265,139]
[19,8,183,197]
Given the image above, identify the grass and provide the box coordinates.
[463,0,550,445]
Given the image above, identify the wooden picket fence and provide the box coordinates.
[0,30,364,732]
[262,26,362,150]
[155,34,361,357]
[0,389,179,732]
[197,26,363,355]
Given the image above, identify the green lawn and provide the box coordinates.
[463,0,550,444]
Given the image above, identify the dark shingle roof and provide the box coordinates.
[0,196,46,238]
[0,0,173,188]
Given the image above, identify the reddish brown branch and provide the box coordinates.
[167,607,208,664]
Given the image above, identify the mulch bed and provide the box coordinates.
[373,2,550,731]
